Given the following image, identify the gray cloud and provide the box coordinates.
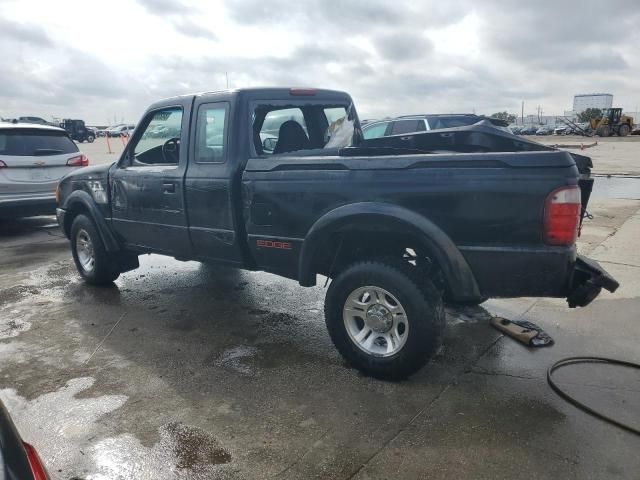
[0,17,54,47]
[477,1,639,72]
[136,0,217,40]
[137,0,189,15]
[171,17,217,40]
[373,32,434,61]
[226,0,470,31]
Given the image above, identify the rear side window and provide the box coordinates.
[427,117,475,129]
[0,130,79,156]
[195,103,228,163]
[363,122,390,139]
[390,120,425,135]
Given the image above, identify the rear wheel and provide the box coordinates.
[618,124,630,137]
[87,135,95,143]
[325,260,445,380]
[70,214,120,285]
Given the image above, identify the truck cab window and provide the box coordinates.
[258,108,308,155]
[323,106,352,148]
[253,104,353,156]
[131,108,183,165]
[195,104,227,163]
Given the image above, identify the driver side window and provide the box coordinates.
[131,107,183,165]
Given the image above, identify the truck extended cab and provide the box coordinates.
[56,87,618,379]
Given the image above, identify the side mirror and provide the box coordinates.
[262,137,277,152]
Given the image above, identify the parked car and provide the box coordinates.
[107,124,135,137]
[0,399,50,479]
[518,125,537,135]
[631,125,640,135]
[535,125,554,135]
[0,123,88,219]
[56,87,617,380]
[510,125,523,135]
[17,116,56,127]
[60,119,95,143]
[362,114,510,140]
[146,124,180,138]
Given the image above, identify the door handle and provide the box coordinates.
[162,182,176,193]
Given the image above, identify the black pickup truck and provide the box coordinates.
[56,87,618,379]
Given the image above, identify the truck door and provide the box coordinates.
[110,103,191,255]
[184,101,244,264]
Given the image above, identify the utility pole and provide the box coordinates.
[521,100,524,125]
[225,72,229,89]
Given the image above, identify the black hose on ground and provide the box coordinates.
[547,356,640,436]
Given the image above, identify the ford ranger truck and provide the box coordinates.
[55,87,618,379]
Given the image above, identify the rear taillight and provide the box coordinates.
[543,185,581,246]
[66,154,88,167]
[0,160,7,168]
[23,442,49,480]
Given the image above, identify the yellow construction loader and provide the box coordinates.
[590,108,635,137]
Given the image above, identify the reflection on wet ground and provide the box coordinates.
[591,176,640,200]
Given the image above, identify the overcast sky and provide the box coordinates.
[1,0,639,124]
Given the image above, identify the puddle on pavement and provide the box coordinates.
[214,345,258,375]
[165,422,231,468]
[0,316,31,339]
[591,176,640,200]
[1,378,231,479]
[0,285,40,306]
[0,377,128,478]
[88,423,231,480]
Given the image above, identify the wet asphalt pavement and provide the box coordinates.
[1,211,639,479]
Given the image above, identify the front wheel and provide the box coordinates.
[325,261,445,380]
[70,214,120,285]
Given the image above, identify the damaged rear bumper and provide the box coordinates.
[567,255,619,308]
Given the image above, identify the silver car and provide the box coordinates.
[0,123,87,218]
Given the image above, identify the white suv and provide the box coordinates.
[0,123,87,219]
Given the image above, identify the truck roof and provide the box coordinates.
[147,87,352,110]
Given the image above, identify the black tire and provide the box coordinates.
[597,125,611,137]
[325,260,445,380]
[70,214,120,285]
[87,135,95,143]
[618,124,630,137]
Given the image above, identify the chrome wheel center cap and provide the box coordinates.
[366,304,392,333]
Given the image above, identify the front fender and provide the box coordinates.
[60,190,121,252]
[298,202,481,303]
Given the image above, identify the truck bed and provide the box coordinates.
[242,147,583,299]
